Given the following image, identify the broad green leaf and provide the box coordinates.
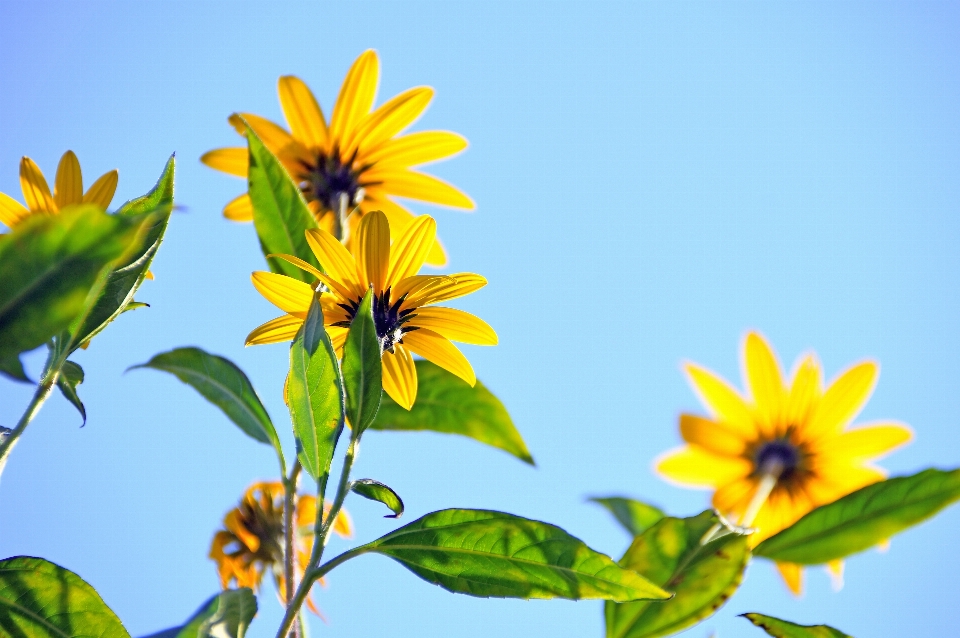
[245,124,320,283]
[342,289,382,435]
[116,154,176,216]
[605,511,750,638]
[0,206,140,380]
[289,299,344,485]
[57,360,85,425]
[590,497,665,537]
[140,589,257,638]
[754,468,960,564]
[370,360,533,464]
[741,613,851,638]
[0,555,129,638]
[362,509,670,601]
[130,348,282,463]
[351,478,404,518]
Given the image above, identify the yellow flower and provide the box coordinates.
[246,210,496,410]
[0,151,118,229]
[209,481,352,614]
[656,331,912,594]
[200,49,473,266]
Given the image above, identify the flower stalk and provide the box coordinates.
[0,347,64,478]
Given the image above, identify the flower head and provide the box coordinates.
[656,332,912,594]
[0,152,118,229]
[246,210,496,410]
[201,49,472,266]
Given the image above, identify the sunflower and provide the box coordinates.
[656,331,912,594]
[0,151,118,229]
[209,481,352,613]
[200,49,472,266]
[246,210,496,410]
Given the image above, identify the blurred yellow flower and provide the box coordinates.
[656,331,912,594]
[201,49,472,266]
[0,151,118,229]
[209,481,352,614]
[246,210,496,410]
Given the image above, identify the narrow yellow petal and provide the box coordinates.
[0,192,31,228]
[743,331,786,436]
[386,214,436,286]
[265,253,324,281]
[362,195,447,267]
[804,464,885,504]
[329,325,349,358]
[224,193,254,222]
[775,562,804,596]
[332,508,354,538]
[201,147,248,177]
[807,361,878,439]
[330,50,379,151]
[19,157,56,213]
[406,307,497,346]
[82,170,119,210]
[356,210,390,293]
[391,274,454,302]
[402,273,487,309]
[678,413,747,456]
[305,228,363,297]
[364,169,474,209]
[655,446,753,487]
[228,112,309,161]
[818,422,913,463]
[251,271,314,314]
[382,344,417,409]
[712,476,756,516]
[246,314,304,345]
[683,362,757,438]
[278,76,329,150]
[784,354,821,433]
[363,131,467,168]
[402,329,475,386]
[351,87,434,156]
[54,151,83,208]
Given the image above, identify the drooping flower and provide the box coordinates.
[0,152,118,229]
[246,210,496,410]
[656,331,912,594]
[209,481,352,613]
[200,49,472,266]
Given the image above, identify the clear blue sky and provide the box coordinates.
[2,1,959,636]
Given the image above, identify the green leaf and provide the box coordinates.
[342,288,382,435]
[129,347,283,464]
[56,360,85,426]
[590,497,665,537]
[351,478,404,518]
[141,589,257,638]
[289,298,344,485]
[741,613,852,638]
[245,123,320,283]
[116,154,175,216]
[361,508,671,601]
[370,360,533,464]
[0,206,140,380]
[754,468,960,565]
[0,555,129,638]
[605,511,750,638]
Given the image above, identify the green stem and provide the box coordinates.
[283,461,302,605]
[0,347,62,477]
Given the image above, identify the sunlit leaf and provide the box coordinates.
[590,497,665,537]
[351,478,404,518]
[754,468,960,565]
[342,289,382,435]
[0,555,129,638]
[140,589,257,638]
[56,360,85,426]
[370,360,533,464]
[741,613,851,638]
[605,511,750,638]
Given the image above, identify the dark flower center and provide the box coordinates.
[754,439,801,479]
[298,150,375,213]
[333,288,418,353]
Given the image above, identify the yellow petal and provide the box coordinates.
[785,354,821,432]
[654,446,752,488]
[775,562,804,596]
[382,344,418,409]
[712,476,756,516]
[329,325,349,358]
[201,147,248,177]
[246,314,304,346]
[804,464,885,504]
[265,253,324,281]
[743,331,786,436]
[364,169,474,209]
[223,193,254,222]
[332,508,354,538]
[82,170,119,210]
[305,228,363,297]
[807,360,879,439]
[54,151,83,208]
[356,210,390,293]
[278,76,329,150]
[678,413,747,456]
[386,214,436,286]
[402,273,487,309]
[224,510,261,552]
[826,559,844,591]
[682,362,757,438]
[402,328,476,386]
[229,112,309,161]
[362,195,448,267]
[251,271,314,314]
[331,50,380,151]
[364,131,468,168]
[0,192,30,228]
[19,157,56,213]
[352,87,434,157]
[406,307,497,345]
[818,422,913,463]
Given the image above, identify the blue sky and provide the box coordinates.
[2,1,960,636]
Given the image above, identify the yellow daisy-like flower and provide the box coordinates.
[656,331,913,594]
[200,49,473,266]
[246,210,496,410]
[209,481,352,615]
[0,151,118,229]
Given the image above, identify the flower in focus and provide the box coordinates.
[0,151,118,229]
[209,481,352,613]
[246,210,496,410]
[656,331,912,594]
[200,49,473,266]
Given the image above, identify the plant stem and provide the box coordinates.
[283,461,303,605]
[0,348,61,477]
[739,472,779,528]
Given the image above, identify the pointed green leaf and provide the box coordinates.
[351,478,404,518]
[289,299,344,485]
[342,289,382,435]
[0,555,130,638]
[361,509,670,601]
[116,154,175,216]
[0,206,140,380]
[605,511,750,638]
[245,123,320,283]
[140,589,257,638]
[754,468,960,565]
[741,613,851,638]
[56,360,85,426]
[590,497,665,537]
[370,360,533,464]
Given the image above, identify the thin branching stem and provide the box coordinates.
[0,347,62,477]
